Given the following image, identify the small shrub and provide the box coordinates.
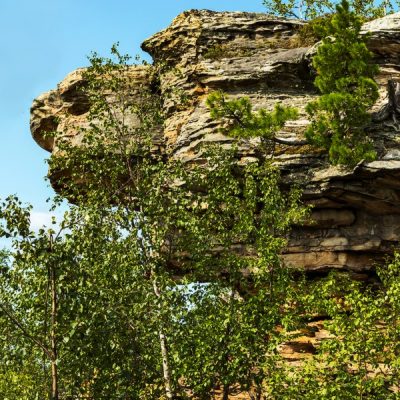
[203,44,253,60]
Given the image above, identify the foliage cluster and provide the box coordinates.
[269,262,400,399]
[206,92,298,157]
[263,0,396,20]
[305,0,379,166]
[296,14,335,44]
[0,47,309,399]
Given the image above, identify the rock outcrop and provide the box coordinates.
[31,10,400,279]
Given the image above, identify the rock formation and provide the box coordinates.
[31,10,400,280]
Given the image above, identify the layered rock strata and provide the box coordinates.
[31,10,400,279]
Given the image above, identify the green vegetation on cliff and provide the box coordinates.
[263,0,396,19]
[305,0,379,166]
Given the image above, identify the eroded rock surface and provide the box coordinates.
[31,10,400,277]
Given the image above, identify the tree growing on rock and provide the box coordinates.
[305,0,379,166]
[206,91,300,157]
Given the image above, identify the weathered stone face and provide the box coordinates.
[30,65,157,153]
[30,10,400,275]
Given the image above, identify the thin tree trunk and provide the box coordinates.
[153,279,174,399]
[49,235,59,400]
[43,264,50,389]
[159,330,173,399]
[222,384,230,400]
[221,289,236,400]
[373,79,400,123]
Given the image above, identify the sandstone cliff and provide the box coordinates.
[30,10,400,279]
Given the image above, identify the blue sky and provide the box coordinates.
[0,0,266,227]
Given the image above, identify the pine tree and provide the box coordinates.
[305,0,379,166]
